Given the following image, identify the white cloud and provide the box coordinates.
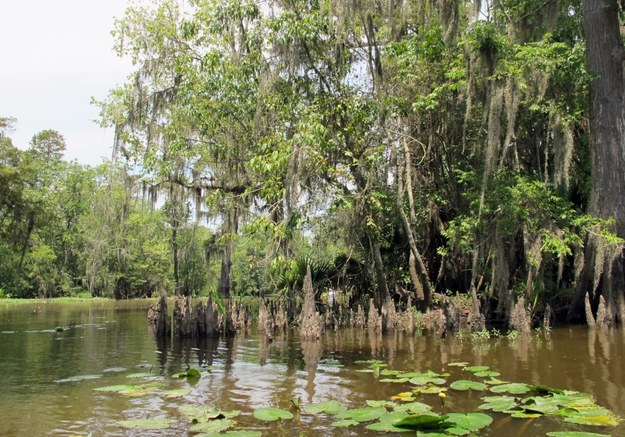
[0,0,135,165]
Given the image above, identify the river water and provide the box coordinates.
[0,299,623,436]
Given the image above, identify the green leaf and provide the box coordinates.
[365,412,410,432]
[394,413,449,430]
[94,384,136,393]
[118,418,174,430]
[563,411,621,427]
[253,407,294,422]
[126,372,153,379]
[177,368,202,378]
[160,388,190,398]
[302,400,347,415]
[445,412,493,431]
[189,418,233,433]
[447,362,469,367]
[490,383,531,394]
[55,374,103,383]
[198,432,262,437]
[546,432,611,437]
[330,419,359,427]
[450,380,487,391]
[336,406,387,422]
[474,370,500,377]
[395,401,432,415]
[409,376,446,386]
[463,365,490,373]
[478,396,518,412]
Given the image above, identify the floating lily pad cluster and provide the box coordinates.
[342,359,621,436]
[60,358,621,436]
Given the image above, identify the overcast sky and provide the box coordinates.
[0,0,136,165]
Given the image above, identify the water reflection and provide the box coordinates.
[1,301,625,436]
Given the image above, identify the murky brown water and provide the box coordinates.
[0,299,623,436]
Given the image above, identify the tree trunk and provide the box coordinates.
[218,206,238,299]
[574,0,625,322]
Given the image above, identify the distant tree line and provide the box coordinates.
[4,0,625,328]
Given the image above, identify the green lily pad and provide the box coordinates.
[336,406,387,422]
[253,407,293,422]
[409,376,446,386]
[381,377,410,383]
[464,365,490,373]
[197,432,262,437]
[414,386,448,394]
[118,418,174,430]
[394,413,449,430]
[366,400,395,408]
[365,411,410,432]
[177,368,202,378]
[395,401,432,414]
[474,370,500,377]
[484,377,508,385]
[380,369,405,376]
[490,383,531,394]
[55,374,103,383]
[179,405,240,422]
[450,380,487,391]
[546,432,611,437]
[94,384,136,393]
[126,372,153,379]
[509,411,542,419]
[447,362,469,367]
[302,400,347,415]
[189,418,233,433]
[563,411,621,427]
[478,396,518,412]
[330,419,359,427]
[446,412,493,431]
[160,388,190,398]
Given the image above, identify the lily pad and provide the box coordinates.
[414,386,448,394]
[94,384,136,393]
[448,361,469,367]
[177,368,202,378]
[446,412,493,431]
[336,406,387,422]
[450,380,487,391]
[474,370,501,377]
[395,401,432,415]
[409,376,446,386]
[479,396,518,412]
[391,392,416,401]
[366,400,395,408]
[118,418,174,430]
[365,411,410,432]
[55,374,103,383]
[490,383,531,394]
[563,411,621,427]
[330,419,359,427]
[160,388,190,398]
[546,432,611,437]
[253,407,293,422]
[464,365,490,373]
[126,372,153,379]
[189,418,233,433]
[394,413,449,431]
[197,432,262,437]
[302,400,347,415]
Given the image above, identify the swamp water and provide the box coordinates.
[0,299,623,436]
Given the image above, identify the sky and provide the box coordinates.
[0,0,136,165]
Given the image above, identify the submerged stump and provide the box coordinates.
[299,266,324,340]
[148,295,171,337]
